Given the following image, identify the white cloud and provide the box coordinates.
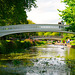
[27,0,65,24]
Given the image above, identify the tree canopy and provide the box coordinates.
[0,0,37,26]
[27,19,35,24]
[58,0,75,32]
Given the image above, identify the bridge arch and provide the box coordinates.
[0,24,74,37]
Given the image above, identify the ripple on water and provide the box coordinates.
[0,45,74,75]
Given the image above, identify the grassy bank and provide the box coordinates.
[0,39,32,54]
[0,39,47,54]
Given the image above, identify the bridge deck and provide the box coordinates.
[0,24,74,37]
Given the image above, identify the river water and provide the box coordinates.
[0,45,75,75]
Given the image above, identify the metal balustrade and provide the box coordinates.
[0,24,74,37]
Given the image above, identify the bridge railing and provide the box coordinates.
[0,24,66,31]
[0,24,71,37]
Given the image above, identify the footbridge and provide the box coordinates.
[30,36,63,40]
[0,24,74,37]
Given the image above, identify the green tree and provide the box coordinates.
[63,33,74,39]
[38,32,44,36]
[44,32,52,36]
[58,0,75,32]
[5,20,38,39]
[50,32,59,36]
[0,0,37,26]
[37,32,61,37]
[25,20,38,37]
[27,19,35,24]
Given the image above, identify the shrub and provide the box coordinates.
[70,40,75,46]
[0,39,44,54]
[15,40,22,49]
[24,39,33,45]
[0,41,6,54]
[0,40,17,54]
[5,41,17,53]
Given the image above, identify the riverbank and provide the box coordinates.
[0,39,47,54]
[0,39,33,54]
[48,42,75,48]
[0,39,75,54]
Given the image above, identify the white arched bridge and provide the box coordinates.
[0,24,74,37]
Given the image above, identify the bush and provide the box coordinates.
[70,40,75,46]
[15,40,22,49]
[0,39,45,54]
[0,41,6,54]
[6,41,17,53]
[52,41,56,44]
[0,40,17,54]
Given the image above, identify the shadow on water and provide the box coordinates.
[0,45,75,75]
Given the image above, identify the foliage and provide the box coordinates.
[37,32,44,36]
[37,32,61,37]
[35,40,47,46]
[0,0,37,26]
[0,41,6,54]
[0,40,17,54]
[27,19,35,24]
[0,39,32,54]
[50,32,60,36]
[25,20,38,38]
[12,60,21,66]
[70,40,75,45]
[58,0,75,32]
[61,33,75,43]
[24,39,33,44]
[3,19,38,39]
[0,39,46,54]
[44,32,52,36]
[63,33,75,39]
[52,40,56,44]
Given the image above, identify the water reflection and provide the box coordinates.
[37,45,66,58]
[0,45,75,75]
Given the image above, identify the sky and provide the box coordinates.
[27,0,65,24]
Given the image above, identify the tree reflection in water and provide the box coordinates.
[0,45,75,75]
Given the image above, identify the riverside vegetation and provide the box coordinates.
[0,39,47,54]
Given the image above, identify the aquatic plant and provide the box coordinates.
[12,60,21,66]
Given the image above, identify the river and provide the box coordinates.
[0,45,75,75]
